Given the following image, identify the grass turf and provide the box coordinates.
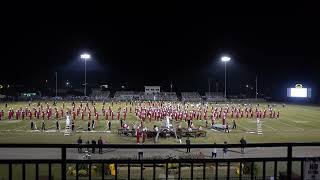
[0,101,320,144]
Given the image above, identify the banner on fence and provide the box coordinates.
[304,161,320,180]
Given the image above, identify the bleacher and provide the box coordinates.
[113,91,140,101]
[140,93,158,101]
[160,92,178,101]
[205,92,226,102]
[181,92,202,102]
[89,89,110,100]
[113,91,178,101]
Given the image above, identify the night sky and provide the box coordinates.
[1,2,319,101]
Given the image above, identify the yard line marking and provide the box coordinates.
[277,120,305,131]
[13,124,30,130]
[262,123,278,131]
[236,123,251,131]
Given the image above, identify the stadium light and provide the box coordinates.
[80,53,91,97]
[80,53,91,60]
[221,56,231,101]
[221,56,231,62]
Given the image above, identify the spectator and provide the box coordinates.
[240,137,247,154]
[223,141,228,158]
[186,137,191,153]
[86,140,90,151]
[98,137,103,154]
[77,137,83,153]
[91,138,97,153]
[138,146,143,160]
[212,142,217,158]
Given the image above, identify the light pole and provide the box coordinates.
[255,75,258,100]
[55,72,58,97]
[80,53,91,97]
[221,56,231,101]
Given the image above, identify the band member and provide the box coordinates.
[136,127,141,144]
[117,111,120,120]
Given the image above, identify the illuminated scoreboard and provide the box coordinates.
[287,84,311,98]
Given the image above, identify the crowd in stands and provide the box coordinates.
[181,92,202,102]
[205,92,226,102]
[112,91,178,101]
[113,91,140,101]
[160,92,178,101]
[90,89,110,100]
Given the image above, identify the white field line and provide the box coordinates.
[277,120,305,131]
[236,123,251,131]
[262,123,278,131]
[12,124,30,130]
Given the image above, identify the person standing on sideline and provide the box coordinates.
[91,119,95,130]
[232,119,237,129]
[56,120,60,131]
[31,121,34,130]
[225,123,230,133]
[87,121,91,131]
[71,120,75,132]
[240,137,247,154]
[108,120,112,131]
[120,118,123,127]
[186,137,191,153]
[98,137,103,154]
[223,141,228,158]
[77,136,83,153]
[41,120,46,131]
[212,142,217,158]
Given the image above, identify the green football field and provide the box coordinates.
[0,101,320,144]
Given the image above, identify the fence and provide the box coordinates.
[0,143,319,180]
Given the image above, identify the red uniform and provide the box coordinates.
[123,112,127,120]
[81,112,84,120]
[29,112,32,119]
[136,128,140,143]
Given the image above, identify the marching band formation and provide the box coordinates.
[0,101,281,130]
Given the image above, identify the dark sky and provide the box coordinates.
[1,2,319,101]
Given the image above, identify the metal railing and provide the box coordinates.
[0,143,320,180]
